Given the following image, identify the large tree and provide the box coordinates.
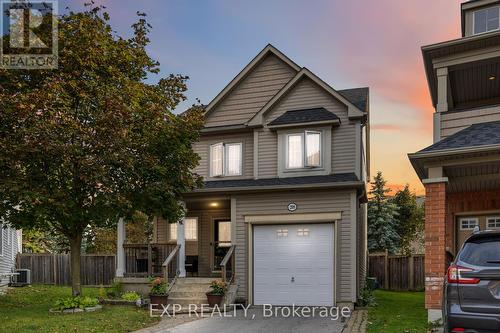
[0,6,203,295]
[368,172,400,254]
[392,185,424,255]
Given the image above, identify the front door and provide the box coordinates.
[213,220,232,271]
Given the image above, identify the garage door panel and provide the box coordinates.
[253,223,334,306]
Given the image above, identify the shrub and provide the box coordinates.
[358,283,377,307]
[207,280,227,296]
[121,291,141,302]
[149,277,168,296]
[53,296,99,310]
[107,281,123,299]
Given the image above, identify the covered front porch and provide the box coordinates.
[114,197,236,284]
[409,132,500,320]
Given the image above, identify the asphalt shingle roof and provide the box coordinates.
[419,121,500,153]
[268,108,340,126]
[338,87,369,113]
[203,173,359,189]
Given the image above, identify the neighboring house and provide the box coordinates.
[409,0,500,321]
[116,44,370,308]
[0,223,22,289]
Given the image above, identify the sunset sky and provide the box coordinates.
[69,0,465,194]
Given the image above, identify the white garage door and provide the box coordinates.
[253,223,334,306]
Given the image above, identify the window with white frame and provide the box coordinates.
[487,217,500,229]
[184,218,198,240]
[169,223,177,242]
[218,221,232,247]
[460,218,479,230]
[210,142,242,177]
[168,218,198,242]
[474,6,500,35]
[286,131,322,169]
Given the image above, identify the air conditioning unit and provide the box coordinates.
[11,269,31,286]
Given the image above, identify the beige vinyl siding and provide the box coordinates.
[357,203,368,292]
[440,105,500,138]
[204,54,297,128]
[0,226,21,288]
[192,132,254,180]
[263,77,357,175]
[256,129,277,178]
[233,189,356,303]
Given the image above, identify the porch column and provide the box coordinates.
[423,174,448,322]
[116,217,126,278]
[177,220,186,277]
[434,67,449,143]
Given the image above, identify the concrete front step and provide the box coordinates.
[167,297,208,307]
[170,284,211,292]
[168,291,209,299]
[174,277,216,284]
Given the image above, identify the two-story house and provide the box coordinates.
[409,0,500,321]
[116,44,369,308]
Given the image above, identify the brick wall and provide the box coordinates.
[424,182,447,310]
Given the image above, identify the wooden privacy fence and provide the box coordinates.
[17,254,116,286]
[368,252,425,291]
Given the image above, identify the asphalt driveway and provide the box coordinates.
[162,308,347,333]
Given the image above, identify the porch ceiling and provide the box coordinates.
[445,161,500,193]
[449,57,500,110]
[185,198,231,211]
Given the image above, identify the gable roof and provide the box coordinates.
[247,68,366,126]
[267,108,340,128]
[418,120,500,153]
[203,44,301,118]
[338,87,369,113]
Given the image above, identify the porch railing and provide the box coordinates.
[220,245,236,284]
[162,244,181,284]
[123,243,176,277]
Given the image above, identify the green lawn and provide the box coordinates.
[367,290,428,333]
[0,285,160,333]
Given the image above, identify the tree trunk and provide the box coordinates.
[70,233,82,296]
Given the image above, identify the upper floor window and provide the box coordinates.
[210,142,242,177]
[474,6,500,35]
[286,131,321,169]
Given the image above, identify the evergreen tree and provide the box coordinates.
[392,185,424,255]
[368,172,400,253]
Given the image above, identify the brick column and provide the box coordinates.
[424,181,447,319]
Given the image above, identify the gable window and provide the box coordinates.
[286,131,322,169]
[487,217,500,229]
[474,6,500,35]
[169,218,198,242]
[210,142,242,177]
[460,218,479,230]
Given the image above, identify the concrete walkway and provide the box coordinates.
[135,308,347,333]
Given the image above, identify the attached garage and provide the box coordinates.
[253,223,335,306]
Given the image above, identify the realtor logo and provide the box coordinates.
[0,0,58,69]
